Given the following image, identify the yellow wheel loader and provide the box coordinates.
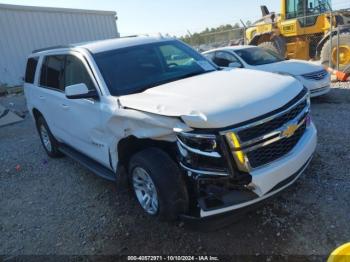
[245,0,350,72]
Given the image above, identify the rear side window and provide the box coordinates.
[40,55,65,91]
[24,57,39,84]
[64,55,95,91]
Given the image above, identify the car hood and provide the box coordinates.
[118,69,303,129]
[255,59,324,76]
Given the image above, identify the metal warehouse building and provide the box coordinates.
[0,3,119,87]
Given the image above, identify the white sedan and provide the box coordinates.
[203,46,331,97]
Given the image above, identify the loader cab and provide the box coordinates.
[282,0,332,27]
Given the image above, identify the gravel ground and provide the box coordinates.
[0,83,349,257]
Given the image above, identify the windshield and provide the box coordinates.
[93,40,217,96]
[308,0,332,13]
[235,47,284,66]
[286,0,332,19]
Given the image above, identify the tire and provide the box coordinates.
[258,41,284,57]
[36,116,63,158]
[128,148,189,221]
[320,33,350,72]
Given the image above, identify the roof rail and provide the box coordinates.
[32,45,74,54]
[32,36,139,53]
[119,35,140,38]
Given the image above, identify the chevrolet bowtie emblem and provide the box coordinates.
[282,124,299,138]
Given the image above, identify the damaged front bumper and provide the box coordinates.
[179,123,316,220]
[180,158,312,225]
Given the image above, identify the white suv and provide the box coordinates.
[24,36,317,221]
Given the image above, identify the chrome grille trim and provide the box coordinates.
[222,91,310,172]
[238,106,309,151]
[242,115,307,153]
[220,91,309,137]
[302,69,328,81]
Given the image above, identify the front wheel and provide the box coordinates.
[128,148,189,221]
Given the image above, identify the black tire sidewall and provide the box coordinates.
[128,148,189,221]
[320,33,350,71]
[258,41,284,57]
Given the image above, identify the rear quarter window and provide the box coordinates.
[24,57,39,84]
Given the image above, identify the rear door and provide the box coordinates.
[36,55,66,140]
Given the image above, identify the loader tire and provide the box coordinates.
[320,33,350,72]
[258,41,284,58]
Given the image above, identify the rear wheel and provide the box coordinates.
[36,116,63,158]
[320,33,350,72]
[128,148,189,221]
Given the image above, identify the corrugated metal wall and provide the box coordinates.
[0,4,119,86]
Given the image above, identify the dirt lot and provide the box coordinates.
[1,83,349,258]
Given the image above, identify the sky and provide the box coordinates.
[1,0,349,36]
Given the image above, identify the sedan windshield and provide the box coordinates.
[93,40,217,96]
[235,47,284,66]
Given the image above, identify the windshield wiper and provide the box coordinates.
[171,70,214,81]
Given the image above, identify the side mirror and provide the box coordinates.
[65,83,98,99]
[228,62,242,69]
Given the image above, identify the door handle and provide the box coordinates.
[39,95,45,100]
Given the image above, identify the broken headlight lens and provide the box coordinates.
[177,133,218,153]
[176,132,220,157]
[176,132,227,172]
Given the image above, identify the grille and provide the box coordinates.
[302,70,328,81]
[238,100,307,142]
[225,88,309,170]
[246,122,307,168]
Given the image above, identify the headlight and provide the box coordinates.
[176,132,228,175]
[176,132,220,158]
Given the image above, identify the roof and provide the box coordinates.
[0,3,116,16]
[32,36,175,55]
[203,45,256,53]
[80,36,174,54]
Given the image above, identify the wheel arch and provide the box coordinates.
[117,136,178,169]
[32,108,43,122]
